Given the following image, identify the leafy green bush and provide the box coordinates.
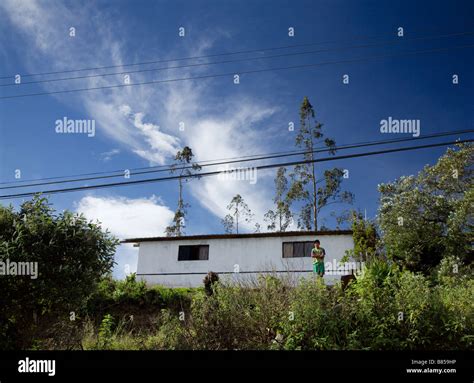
[86,274,196,319]
[378,143,473,274]
[280,278,342,350]
[177,275,291,350]
[0,196,118,349]
[161,264,471,350]
[97,314,115,349]
[143,309,189,350]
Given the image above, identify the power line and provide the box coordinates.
[1,43,473,100]
[0,139,470,200]
[2,29,472,80]
[2,30,472,87]
[1,129,472,190]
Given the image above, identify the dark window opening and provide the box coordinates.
[282,241,314,258]
[178,245,209,261]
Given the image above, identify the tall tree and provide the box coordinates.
[378,143,473,274]
[222,194,253,234]
[264,167,293,232]
[287,97,353,230]
[165,146,201,237]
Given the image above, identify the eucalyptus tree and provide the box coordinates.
[165,146,201,237]
[264,167,293,232]
[222,194,253,234]
[287,97,353,230]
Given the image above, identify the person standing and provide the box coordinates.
[311,240,325,277]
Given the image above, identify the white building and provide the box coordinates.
[123,231,355,288]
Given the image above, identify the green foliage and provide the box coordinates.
[0,196,118,349]
[97,314,115,348]
[280,278,342,350]
[165,146,201,237]
[87,273,196,316]
[81,278,199,350]
[143,309,189,350]
[378,143,473,274]
[121,266,473,351]
[337,261,473,350]
[344,211,379,262]
[151,264,474,350]
[27,265,472,351]
[264,167,293,232]
[178,276,290,350]
[221,194,253,234]
[435,278,474,348]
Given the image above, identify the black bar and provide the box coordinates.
[0,351,471,379]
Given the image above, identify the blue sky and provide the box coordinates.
[0,0,473,277]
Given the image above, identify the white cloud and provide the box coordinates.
[75,195,173,239]
[183,105,277,230]
[100,149,120,162]
[75,195,175,278]
[0,0,180,165]
[130,110,181,164]
[1,0,283,234]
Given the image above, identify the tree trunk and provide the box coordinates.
[178,179,183,235]
[278,199,282,232]
[236,202,239,234]
[310,142,317,231]
[178,178,183,210]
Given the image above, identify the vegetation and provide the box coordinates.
[0,141,472,351]
[165,146,202,237]
[343,211,379,262]
[286,96,354,230]
[0,196,118,349]
[221,194,254,234]
[75,266,473,350]
[264,167,293,232]
[378,142,473,274]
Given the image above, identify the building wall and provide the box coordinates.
[136,234,354,287]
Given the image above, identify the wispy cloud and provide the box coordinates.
[1,0,281,232]
[100,149,120,162]
[120,105,181,165]
[0,0,178,165]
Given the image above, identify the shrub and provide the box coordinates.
[280,277,342,350]
[203,271,219,296]
[86,274,196,323]
[183,275,291,350]
[0,196,118,349]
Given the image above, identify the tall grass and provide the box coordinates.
[76,264,473,350]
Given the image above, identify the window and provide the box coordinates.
[282,241,314,258]
[178,245,209,261]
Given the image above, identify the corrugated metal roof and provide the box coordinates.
[121,230,353,243]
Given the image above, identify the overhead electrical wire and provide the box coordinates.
[2,30,473,87]
[1,29,471,198]
[0,139,470,200]
[1,29,472,80]
[0,129,472,190]
[1,43,473,100]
